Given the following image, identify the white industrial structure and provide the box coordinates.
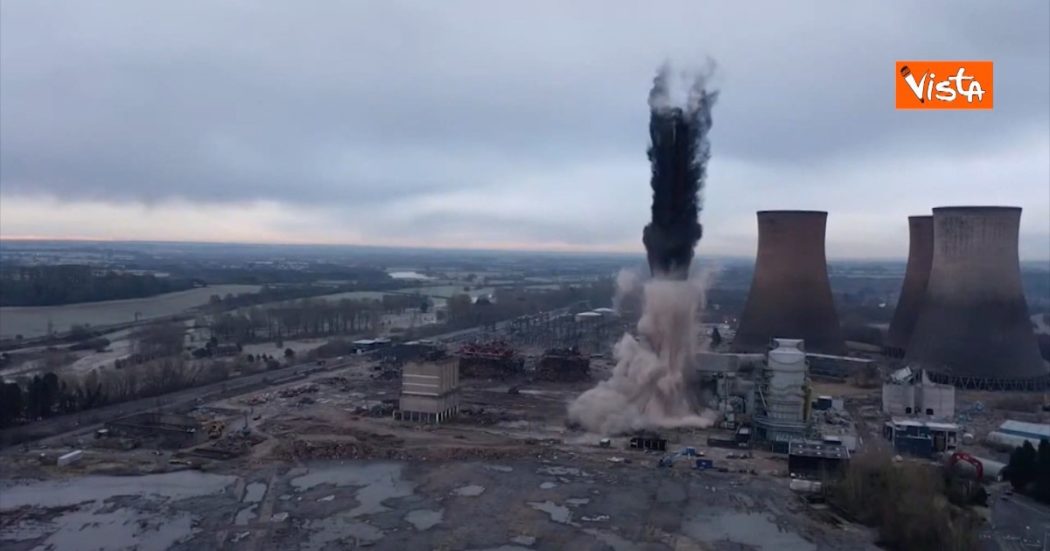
[753,338,811,447]
[882,367,956,418]
[396,359,460,423]
[986,420,1050,449]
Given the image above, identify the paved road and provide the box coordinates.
[986,489,1050,550]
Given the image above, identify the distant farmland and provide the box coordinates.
[0,284,261,339]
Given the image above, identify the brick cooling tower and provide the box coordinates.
[733,211,845,354]
[885,215,933,356]
[906,206,1046,387]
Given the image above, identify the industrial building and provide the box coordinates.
[805,353,875,381]
[752,339,811,449]
[787,440,849,479]
[534,348,590,382]
[696,352,765,373]
[882,418,960,458]
[396,359,460,423]
[906,207,1047,389]
[733,211,845,354]
[885,215,933,357]
[986,420,1050,450]
[882,367,955,418]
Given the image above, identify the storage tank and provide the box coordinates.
[906,206,1046,386]
[734,211,845,354]
[763,338,808,422]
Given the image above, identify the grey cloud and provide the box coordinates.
[0,1,1047,258]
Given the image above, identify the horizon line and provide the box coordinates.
[3,237,1049,264]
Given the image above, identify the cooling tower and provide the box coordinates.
[733,211,845,354]
[906,207,1046,385]
[885,216,934,356]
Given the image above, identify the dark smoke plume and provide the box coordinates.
[642,64,718,279]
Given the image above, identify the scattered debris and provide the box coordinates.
[535,347,590,382]
[57,450,83,467]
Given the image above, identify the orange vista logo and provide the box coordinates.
[895,61,993,110]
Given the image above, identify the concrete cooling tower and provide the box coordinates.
[885,216,934,357]
[733,211,845,354]
[906,207,1046,388]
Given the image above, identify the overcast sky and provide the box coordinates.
[2,1,1048,260]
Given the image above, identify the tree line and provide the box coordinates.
[0,265,195,307]
[209,294,429,344]
[1004,438,1050,503]
[0,354,277,428]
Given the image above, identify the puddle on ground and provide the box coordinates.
[682,510,816,551]
[5,506,196,551]
[484,465,514,473]
[537,466,585,477]
[290,463,414,517]
[583,528,635,551]
[404,508,443,530]
[527,501,574,525]
[302,515,384,550]
[0,471,236,509]
[566,498,590,507]
[235,505,257,525]
[242,482,267,503]
[539,482,557,490]
[453,484,486,497]
[0,471,234,550]
[510,535,536,545]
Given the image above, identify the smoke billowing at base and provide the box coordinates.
[568,277,718,434]
[568,63,719,435]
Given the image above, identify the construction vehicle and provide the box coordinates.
[945,451,1005,482]
[658,447,699,468]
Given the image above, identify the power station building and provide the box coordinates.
[905,206,1047,390]
[733,211,845,354]
[396,359,460,423]
[885,215,933,357]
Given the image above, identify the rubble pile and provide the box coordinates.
[458,340,523,380]
[278,384,319,398]
[353,399,398,417]
[274,438,538,462]
[189,432,265,460]
[316,376,352,391]
[457,405,515,425]
[371,360,401,380]
[535,347,590,382]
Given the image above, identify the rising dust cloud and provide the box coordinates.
[568,63,720,435]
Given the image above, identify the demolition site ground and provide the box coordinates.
[0,356,877,550]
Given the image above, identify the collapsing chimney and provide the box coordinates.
[733,210,845,354]
[642,64,716,280]
[885,216,934,357]
[906,206,1046,387]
